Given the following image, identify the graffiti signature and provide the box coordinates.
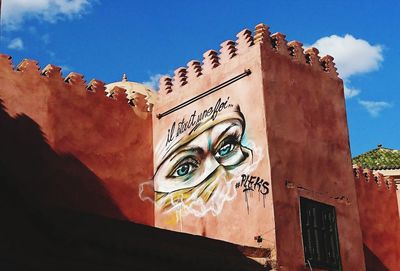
[235,174,270,195]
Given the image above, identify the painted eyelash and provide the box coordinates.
[215,132,241,151]
[168,156,199,178]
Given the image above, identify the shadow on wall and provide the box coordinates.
[0,178,265,270]
[0,98,125,219]
[363,245,390,271]
[0,96,264,270]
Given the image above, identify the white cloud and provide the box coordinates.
[358,100,392,117]
[142,73,170,91]
[311,34,383,79]
[2,0,93,30]
[311,34,383,99]
[344,84,361,99]
[7,38,24,50]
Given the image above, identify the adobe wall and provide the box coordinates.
[151,27,276,259]
[0,55,154,225]
[256,25,366,270]
[1,22,382,270]
[354,167,400,270]
[398,189,400,218]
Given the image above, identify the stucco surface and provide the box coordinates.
[260,44,366,270]
[355,169,400,271]
[152,45,276,250]
[1,22,388,270]
[0,56,154,225]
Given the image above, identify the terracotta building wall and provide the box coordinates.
[0,54,154,225]
[354,167,400,271]
[3,21,390,270]
[152,28,277,255]
[257,26,366,270]
[151,23,369,270]
[398,189,400,218]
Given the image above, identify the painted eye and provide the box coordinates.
[217,143,234,157]
[215,135,238,159]
[171,160,198,177]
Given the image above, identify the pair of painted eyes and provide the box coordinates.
[172,140,237,177]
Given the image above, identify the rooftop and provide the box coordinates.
[352,145,400,170]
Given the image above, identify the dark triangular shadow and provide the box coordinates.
[363,244,390,271]
[0,99,265,270]
[0,99,125,219]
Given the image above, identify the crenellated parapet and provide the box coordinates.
[16,59,40,72]
[0,54,155,114]
[270,32,288,56]
[219,40,237,63]
[173,67,188,87]
[104,74,156,113]
[158,22,339,96]
[235,29,254,53]
[41,64,63,79]
[0,54,13,67]
[186,60,202,80]
[64,72,86,86]
[320,55,338,77]
[202,50,220,74]
[0,55,155,226]
[253,23,271,45]
[87,79,106,92]
[353,165,397,192]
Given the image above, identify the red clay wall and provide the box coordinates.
[0,55,154,225]
[354,167,400,271]
[394,183,400,219]
[2,22,383,270]
[152,29,276,254]
[151,23,369,270]
[258,28,366,270]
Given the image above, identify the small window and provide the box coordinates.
[300,197,341,270]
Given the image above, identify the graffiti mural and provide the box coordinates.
[137,95,265,224]
[136,38,276,247]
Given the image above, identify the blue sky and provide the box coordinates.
[1,0,399,156]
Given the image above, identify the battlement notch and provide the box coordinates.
[155,22,340,96]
